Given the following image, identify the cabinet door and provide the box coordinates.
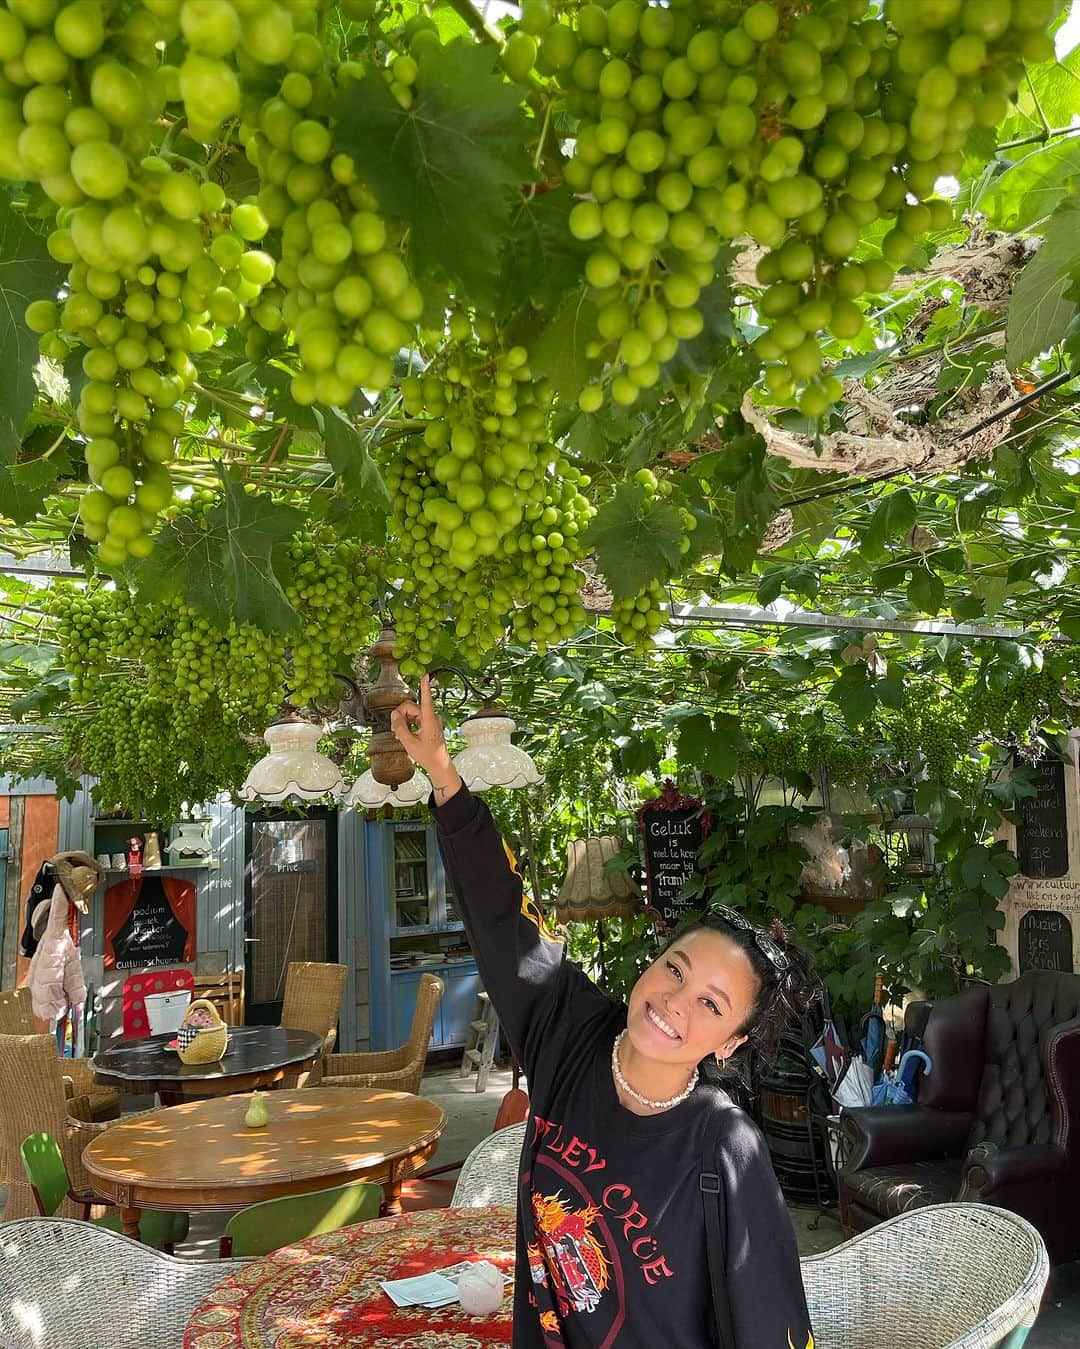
[390,972,442,1049]
[389,823,436,935]
[439,965,481,1048]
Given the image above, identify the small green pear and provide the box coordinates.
[244,1091,269,1128]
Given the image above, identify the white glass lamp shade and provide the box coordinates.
[452,715,541,792]
[240,718,345,803]
[346,766,432,809]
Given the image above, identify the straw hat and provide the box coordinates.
[48,850,105,912]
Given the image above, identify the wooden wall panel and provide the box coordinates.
[14,795,60,992]
[1,796,22,989]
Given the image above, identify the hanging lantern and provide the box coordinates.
[884,810,936,876]
[421,667,542,793]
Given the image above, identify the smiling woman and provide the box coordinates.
[392,676,817,1349]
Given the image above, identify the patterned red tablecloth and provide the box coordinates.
[184,1205,516,1348]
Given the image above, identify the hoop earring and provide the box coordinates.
[715,1052,727,1067]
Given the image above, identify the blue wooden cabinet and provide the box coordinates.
[389,961,481,1050]
[367,819,480,1051]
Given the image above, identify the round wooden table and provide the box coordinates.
[82,1087,445,1239]
[92,1027,324,1105]
[184,1205,516,1348]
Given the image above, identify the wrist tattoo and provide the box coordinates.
[433,784,451,800]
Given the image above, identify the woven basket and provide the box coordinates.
[176,999,228,1065]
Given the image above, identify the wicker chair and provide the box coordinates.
[802,1203,1049,1349]
[318,973,443,1095]
[403,1088,530,1211]
[451,1122,527,1208]
[0,1034,126,1220]
[278,961,347,1087]
[0,1218,246,1349]
[0,987,120,1135]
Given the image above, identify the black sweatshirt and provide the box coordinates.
[433,787,814,1349]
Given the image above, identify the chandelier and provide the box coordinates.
[240,629,540,810]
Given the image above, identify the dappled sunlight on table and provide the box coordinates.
[84,1088,446,1204]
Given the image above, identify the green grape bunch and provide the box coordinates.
[43,510,383,817]
[548,0,1061,417]
[0,0,290,563]
[390,313,592,669]
[0,0,421,562]
[240,9,432,407]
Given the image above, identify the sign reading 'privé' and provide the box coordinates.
[1016,758,1069,880]
[637,782,710,929]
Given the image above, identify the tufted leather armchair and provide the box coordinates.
[838,969,1080,1265]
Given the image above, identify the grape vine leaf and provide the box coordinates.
[221,475,304,631]
[9,669,70,720]
[336,40,533,305]
[0,455,61,524]
[318,406,390,542]
[829,665,877,727]
[0,199,65,462]
[1010,42,1080,134]
[498,187,589,315]
[907,566,945,615]
[530,286,601,403]
[769,652,814,683]
[0,641,60,674]
[134,475,303,633]
[980,137,1080,231]
[859,489,918,560]
[676,712,749,782]
[583,481,684,600]
[1006,198,1080,366]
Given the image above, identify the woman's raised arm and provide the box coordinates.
[392,675,571,1071]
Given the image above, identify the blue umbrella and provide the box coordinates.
[859,971,887,1079]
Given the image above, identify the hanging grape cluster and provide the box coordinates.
[0,0,298,563]
[540,0,1059,416]
[390,318,592,669]
[0,0,427,563]
[965,666,1069,745]
[45,516,382,817]
[240,13,427,406]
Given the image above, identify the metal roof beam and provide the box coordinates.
[665,600,1030,642]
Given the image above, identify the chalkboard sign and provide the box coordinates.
[638,782,710,929]
[1017,758,1069,879]
[1018,909,1074,974]
[112,876,191,970]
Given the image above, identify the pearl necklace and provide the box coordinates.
[611,1030,699,1112]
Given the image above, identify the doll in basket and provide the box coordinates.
[176,997,228,1063]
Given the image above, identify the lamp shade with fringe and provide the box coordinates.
[346,766,432,810]
[240,714,344,804]
[555,836,642,924]
[452,714,541,792]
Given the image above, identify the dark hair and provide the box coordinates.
[661,911,817,1083]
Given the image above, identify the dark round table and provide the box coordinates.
[92,1026,324,1105]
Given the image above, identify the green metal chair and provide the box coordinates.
[20,1131,189,1254]
[218,1179,383,1257]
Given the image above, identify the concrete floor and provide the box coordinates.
[3,1061,1077,1343]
